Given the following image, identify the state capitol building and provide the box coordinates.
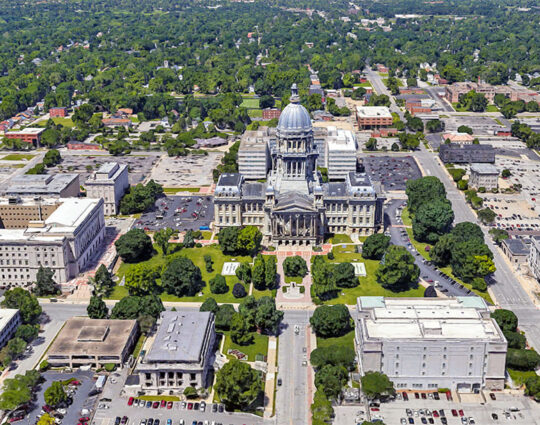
[213,85,385,246]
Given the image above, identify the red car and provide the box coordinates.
[433,411,439,418]
[166,401,173,409]
[70,380,80,385]
[42,406,53,413]
[160,400,166,408]
[8,417,24,423]
[446,391,452,401]
[451,409,458,417]
[128,397,134,406]
[152,402,159,409]
[402,392,409,401]
[370,407,380,412]
[79,418,89,422]
[187,403,193,410]
[414,393,420,399]
[458,410,464,417]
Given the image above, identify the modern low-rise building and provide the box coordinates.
[439,143,496,164]
[0,309,21,349]
[4,174,80,198]
[4,128,45,146]
[442,132,475,145]
[501,238,530,265]
[468,163,499,190]
[355,297,507,392]
[356,106,393,129]
[529,236,540,281]
[135,311,216,393]
[85,162,129,215]
[47,317,138,368]
[324,127,358,180]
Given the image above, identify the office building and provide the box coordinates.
[501,238,530,265]
[355,297,507,392]
[529,236,540,281]
[4,128,45,146]
[324,127,358,180]
[4,174,80,198]
[355,106,393,129]
[136,311,216,393]
[439,143,495,164]
[85,162,129,215]
[237,128,271,180]
[468,163,499,190]
[0,309,21,349]
[47,317,138,368]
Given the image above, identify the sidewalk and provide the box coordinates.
[263,336,278,418]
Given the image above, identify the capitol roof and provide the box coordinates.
[277,84,312,134]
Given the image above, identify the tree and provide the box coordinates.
[215,304,236,330]
[489,228,509,245]
[310,305,352,338]
[237,226,263,255]
[306,93,324,112]
[210,274,229,294]
[311,256,337,300]
[425,119,444,133]
[391,142,400,152]
[162,257,203,297]
[259,95,275,109]
[412,199,454,244]
[264,255,277,289]
[43,149,61,166]
[215,359,263,410]
[125,263,160,296]
[232,283,247,298]
[34,266,60,296]
[491,309,518,332]
[503,331,526,349]
[451,222,484,243]
[15,324,39,343]
[0,377,31,411]
[115,229,153,263]
[154,227,174,255]
[310,346,356,370]
[44,381,67,407]
[406,177,446,214]
[200,297,218,314]
[315,364,348,400]
[7,338,27,358]
[87,296,108,319]
[230,313,253,345]
[183,386,198,399]
[252,254,266,290]
[477,208,497,224]
[254,297,283,334]
[362,233,390,260]
[217,226,240,254]
[406,116,424,132]
[506,349,540,371]
[501,168,511,178]
[361,372,395,399]
[1,288,41,324]
[334,263,358,288]
[283,256,308,277]
[311,390,334,425]
[236,262,252,284]
[110,295,164,320]
[92,264,115,297]
[365,138,377,151]
[376,245,420,291]
[450,239,494,281]
[457,125,473,134]
[406,77,417,87]
[37,414,55,425]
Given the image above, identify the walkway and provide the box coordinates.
[275,251,313,305]
[263,336,278,418]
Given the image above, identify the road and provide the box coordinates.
[412,145,540,350]
[275,310,313,425]
[423,86,455,112]
[365,67,404,119]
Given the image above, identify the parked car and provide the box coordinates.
[458,409,464,417]
[490,393,496,400]
[152,402,159,409]
[451,409,458,417]
[146,401,152,408]
[114,417,121,425]
[166,402,173,409]
[128,398,134,406]
[160,400,166,408]
[121,417,128,424]
[402,392,409,401]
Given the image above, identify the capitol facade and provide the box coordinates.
[213,85,385,245]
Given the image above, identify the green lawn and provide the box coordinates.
[405,228,431,260]
[221,331,269,362]
[493,118,503,126]
[317,330,355,351]
[451,103,498,113]
[329,234,353,244]
[132,334,146,358]
[251,287,277,299]
[200,231,213,240]
[163,187,200,193]
[507,369,537,386]
[439,266,493,304]
[247,109,263,118]
[138,395,180,401]
[285,276,303,284]
[1,153,34,161]
[112,245,254,303]
[240,98,260,109]
[37,117,75,127]
[486,104,499,112]
[401,207,412,227]
[355,82,372,88]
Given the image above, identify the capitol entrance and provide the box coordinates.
[270,212,320,245]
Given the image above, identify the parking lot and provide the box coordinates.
[132,195,214,232]
[441,116,503,136]
[363,155,422,191]
[51,151,159,185]
[92,399,264,425]
[20,371,98,425]
[149,153,223,187]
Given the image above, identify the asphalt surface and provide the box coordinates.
[132,195,214,232]
[364,155,422,191]
[423,86,454,113]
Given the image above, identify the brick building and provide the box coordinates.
[49,107,68,118]
[4,128,45,146]
[355,106,393,129]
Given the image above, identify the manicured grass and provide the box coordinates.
[113,245,254,303]
[251,287,277,299]
[285,276,303,284]
[486,104,499,112]
[221,330,269,362]
[494,118,503,126]
[451,103,497,113]
[200,231,213,240]
[130,116,140,123]
[138,395,180,401]
[163,187,200,193]
[317,330,355,351]
[240,98,260,109]
[405,228,431,261]
[439,266,493,304]
[132,334,146,358]
[247,109,263,118]
[37,117,75,127]
[356,82,372,88]
[1,153,34,161]
[329,234,353,244]
[401,207,412,227]
[507,368,537,386]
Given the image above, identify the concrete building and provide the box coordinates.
[4,174,80,198]
[501,238,530,265]
[237,128,271,180]
[324,127,358,180]
[0,309,21,349]
[439,143,495,164]
[4,128,45,146]
[0,197,105,286]
[214,85,385,245]
[356,106,393,129]
[469,163,499,190]
[47,317,138,368]
[355,297,507,392]
[528,236,540,281]
[136,311,216,393]
[85,162,129,215]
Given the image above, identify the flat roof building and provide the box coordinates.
[4,128,45,146]
[0,309,21,349]
[4,174,80,198]
[501,238,530,265]
[85,162,129,215]
[136,311,216,393]
[469,163,499,190]
[356,297,507,392]
[439,143,495,164]
[356,106,393,129]
[529,236,540,282]
[237,128,271,180]
[47,317,138,369]
[324,127,358,180]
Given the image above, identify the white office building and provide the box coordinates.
[85,162,129,215]
[529,236,540,281]
[324,127,358,180]
[356,297,507,392]
[237,128,270,180]
[0,309,21,349]
[469,163,499,190]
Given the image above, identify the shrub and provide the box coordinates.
[232,283,247,298]
[104,363,116,372]
[283,256,308,277]
[210,274,229,294]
